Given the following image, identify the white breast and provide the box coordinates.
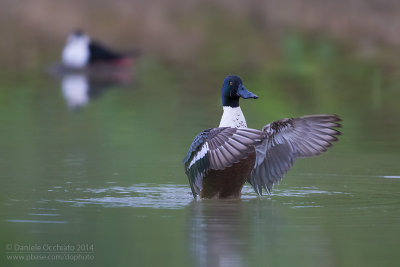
[219,106,247,128]
[62,35,90,68]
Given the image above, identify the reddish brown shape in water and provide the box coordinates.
[200,148,256,199]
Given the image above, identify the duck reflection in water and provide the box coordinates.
[188,198,338,266]
[60,68,133,110]
[188,200,250,267]
[61,74,89,109]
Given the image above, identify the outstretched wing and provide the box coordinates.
[249,114,341,195]
[184,127,265,198]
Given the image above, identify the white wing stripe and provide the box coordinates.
[188,142,209,169]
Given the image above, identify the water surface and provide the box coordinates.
[1,34,400,267]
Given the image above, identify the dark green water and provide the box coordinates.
[1,36,400,267]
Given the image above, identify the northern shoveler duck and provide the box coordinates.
[183,75,341,199]
[62,30,136,69]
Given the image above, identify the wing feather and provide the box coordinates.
[249,114,341,195]
[184,127,265,197]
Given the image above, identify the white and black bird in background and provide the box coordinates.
[62,30,137,69]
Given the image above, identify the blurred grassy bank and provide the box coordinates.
[2,0,400,68]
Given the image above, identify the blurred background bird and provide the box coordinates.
[62,30,137,69]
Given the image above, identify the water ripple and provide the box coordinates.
[382,175,400,179]
[55,184,348,210]
[59,184,193,209]
[6,219,67,224]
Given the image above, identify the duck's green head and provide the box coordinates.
[221,75,258,108]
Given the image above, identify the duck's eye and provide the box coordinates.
[229,81,233,86]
